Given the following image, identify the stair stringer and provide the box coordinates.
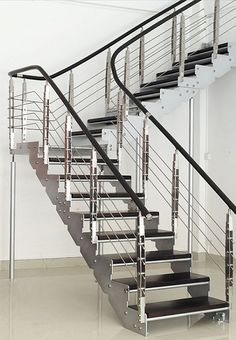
[13,142,85,251]
[93,255,113,292]
[144,43,236,117]
[144,87,197,117]
[108,281,147,336]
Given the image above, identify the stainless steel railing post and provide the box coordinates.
[225,209,233,306]
[179,13,186,82]
[68,70,74,108]
[21,79,27,142]
[90,147,98,244]
[65,114,72,201]
[171,9,177,65]
[9,78,15,150]
[9,155,16,280]
[117,91,124,166]
[213,0,220,59]
[43,82,50,164]
[123,48,130,118]
[142,118,149,199]
[139,28,145,86]
[171,150,179,233]
[136,212,146,324]
[105,48,112,113]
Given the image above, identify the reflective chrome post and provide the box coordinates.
[188,98,194,253]
[105,48,112,113]
[171,150,179,233]
[117,91,123,167]
[98,165,104,256]
[90,147,98,244]
[171,10,177,65]
[142,117,149,199]
[65,115,72,201]
[225,209,233,307]
[9,154,16,280]
[123,47,130,118]
[43,82,50,164]
[21,79,27,142]
[65,70,74,201]
[139,28,145,86]
[213,0,220,59]
[136,212,146,323]
[9,78,15,150]
[68,70,74,108]
[179,14,186,82]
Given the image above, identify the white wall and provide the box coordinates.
[207,69,236,255]
[0,0,176,261]
[1,0,235,262]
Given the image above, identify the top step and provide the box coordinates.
[87,115,117,125]
[187,43,228,57]
[72,129,103,138]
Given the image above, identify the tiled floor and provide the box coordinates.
[0,261,235,340]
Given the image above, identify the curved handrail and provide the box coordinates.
[10,0,188,81]
[110,0,236,214]
[8,65,151,219]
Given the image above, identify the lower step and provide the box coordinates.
[114,272,209,292]
[71,192,144,200]
[49,157,118,165]
[83,211,159,220]
[72,128,103,137]
[130,296,229,321]
[59,174,131,182]
[134,92,160,101]
[83,229,174,243]
[87,115,117,125]
[108,250,191,266]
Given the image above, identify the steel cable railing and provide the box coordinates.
[107,125,227,274]
[39,116,141,281]
[11,95,147,283]
[109,126,226,255]
[125,117,226,235]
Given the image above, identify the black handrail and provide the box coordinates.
[10,0,188,81]
[8,65,151,219]
[110,0,236,215]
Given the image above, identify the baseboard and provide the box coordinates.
[0,256,86,271]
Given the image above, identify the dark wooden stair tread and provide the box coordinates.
[187,42,228,57]
[83,211,159,220]
[49,157,118,165]
[134,58,212,100]
[91,229,174,241]
[140,79,178,89]
[134,92,161,101]
[114,272,209,291]
[108,250,191,265]
[72,128,103,137]
[155,68,195,82]
[87,115,117,125]
[59,174,131,181]
[163,57,213,76]
[71,192,145,199]
[130,296,229,319]
[184,46,228,64]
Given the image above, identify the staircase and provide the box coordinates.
[8,0,236,336]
